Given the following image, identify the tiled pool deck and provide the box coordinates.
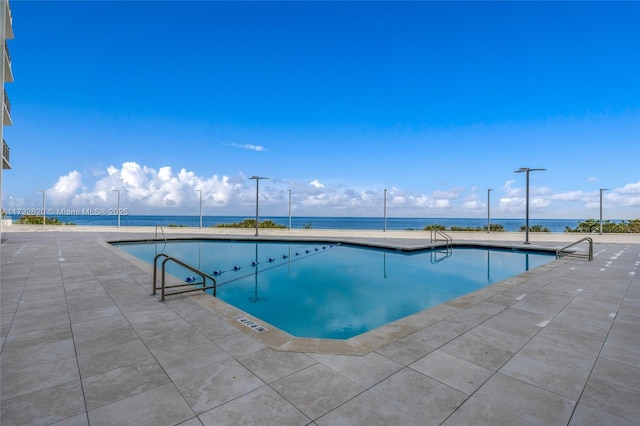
[1,226,639,425]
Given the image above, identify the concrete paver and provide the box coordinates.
[1,226,639,425]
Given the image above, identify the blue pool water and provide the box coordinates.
[114,240,555,339]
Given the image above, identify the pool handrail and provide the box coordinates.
[430,229,453,249]
[153,253,217,301]
[556,237,593,261]
[155,225,166,241]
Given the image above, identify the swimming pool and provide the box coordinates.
[114,240,555,339]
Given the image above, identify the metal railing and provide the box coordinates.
[153,253,217,301]
[430,229,452,249]
[155,225,166,241]
[4,41,10,65]
[3,90,10,114]
[556,237,593,261]
[2,139,9,164]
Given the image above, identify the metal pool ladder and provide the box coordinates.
[430,229,453,249]
[152,253,217,301]
[429,230,453,261]
[556,237,593,261]
[155,225,166,242]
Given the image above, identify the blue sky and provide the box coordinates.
[2,1,639,219]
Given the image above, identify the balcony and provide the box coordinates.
[4,41,13,83]
[3,89,11,126]
[2,138,10,169]
[5,0,13,39]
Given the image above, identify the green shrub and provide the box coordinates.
[214,219,286,229]
[565,219,640,233]
[423,224,445,231]
[520,224,550,232]
[16,215,75,225]
[450,226,479,231]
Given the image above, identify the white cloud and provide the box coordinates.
[461,187,484,211]
[431,189,460,200]
[551,190,585,202]
[412,194,430,207]
[584,201,600,210]
[50,162,244,212]
[551,182,640,213]
[47,170,83,205]
[157,166,172,181]
[227,143,266,152]
[499,196,524,213]
[500,178,527,212]
[390,195,406,205]
[617,181,640,195]
[503,179,520,197]
[533,186,553,196]
[498,180,555,214]
[463,200,483,210]
[530,196,551,209]
[432,199,451,209]
[424,188,462,210]
[2,195,24,209]
[17,163,639,219]
[610,181,640,208]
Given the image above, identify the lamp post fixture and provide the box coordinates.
[383,189,387,232]
[196,189,202,229]
[36,189,46,230]
[112,189,120,228]
[249,176,269,236]
[599,188,609,235]
[287,189,292,230]
[514,167,546,244]
[487,188,493,233]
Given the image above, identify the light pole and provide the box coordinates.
[196,189,202,229]
[249,176,269,236]
[112,189,120,228]
[36,189,46,230]
[487,188,493,233]
[514,167,546,244]
[383,189,387,232]
[287,189,292,230]
[599,188,608,235]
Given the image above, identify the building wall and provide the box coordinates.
[1,0,14,223]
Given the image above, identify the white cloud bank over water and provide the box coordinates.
[6,161,640,219]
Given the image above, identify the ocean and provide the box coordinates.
[5,214,595,233]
